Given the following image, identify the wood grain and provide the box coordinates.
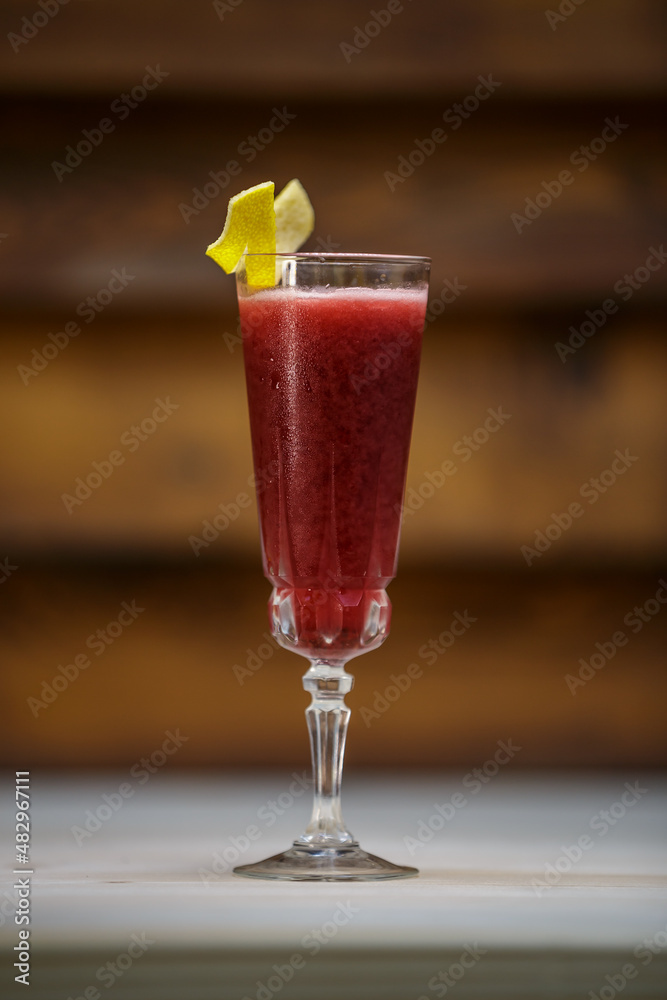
[2,1,665,772]
[1,315,665,558]
[1,566,665,767]
[0,0,665,95]
[1,100,665,310]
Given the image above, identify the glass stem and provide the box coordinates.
[295,659,357,849]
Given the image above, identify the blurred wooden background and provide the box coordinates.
[0,0,665,769]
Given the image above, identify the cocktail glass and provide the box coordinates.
[233,253,430,880]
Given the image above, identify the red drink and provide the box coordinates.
[232,253,430,880]
[240,285,426,661]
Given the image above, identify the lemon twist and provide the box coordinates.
[206,179,314,287]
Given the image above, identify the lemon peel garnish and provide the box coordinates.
[205,181,275,286]
[275,179,314,253]
[206,179,315,288]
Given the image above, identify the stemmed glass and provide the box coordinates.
[233,253,430,880]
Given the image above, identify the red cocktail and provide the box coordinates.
[241,284,424,660]
[235,254,430,880]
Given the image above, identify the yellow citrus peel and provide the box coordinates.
[205,179,314,287]
[274,179,315,254]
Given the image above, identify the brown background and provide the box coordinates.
[1,0,665,771]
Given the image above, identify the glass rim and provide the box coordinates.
[241,252,431,266]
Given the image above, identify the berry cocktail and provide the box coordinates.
[235,254,430,880]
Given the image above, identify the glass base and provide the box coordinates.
[233,843,418,881]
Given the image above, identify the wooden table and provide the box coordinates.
[1,771,666,998]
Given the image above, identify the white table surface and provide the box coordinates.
[1,771,666,999]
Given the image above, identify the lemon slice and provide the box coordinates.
[205,179,314,287]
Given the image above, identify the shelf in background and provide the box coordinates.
[1,0,666,96]
[1,312,665,560]
[2,564,665,768]
[1,98,665,311]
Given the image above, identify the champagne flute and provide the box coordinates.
[233,252,430,880]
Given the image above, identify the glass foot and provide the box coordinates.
[233,843,418,881]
